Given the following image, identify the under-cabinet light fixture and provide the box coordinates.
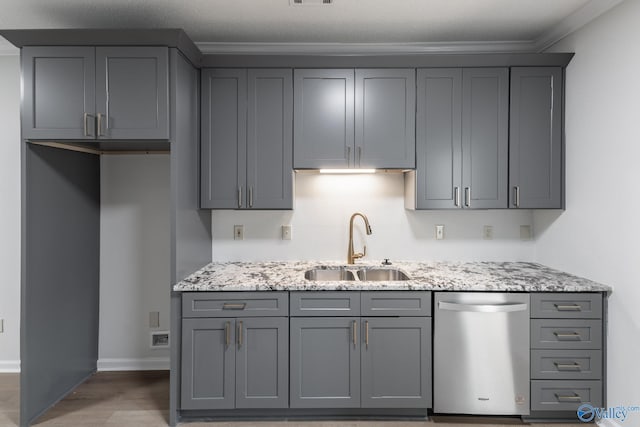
[319,168,376,174]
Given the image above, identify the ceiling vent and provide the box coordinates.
[290,0,333,5]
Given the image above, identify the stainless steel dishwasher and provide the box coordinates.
[434,292,530,415]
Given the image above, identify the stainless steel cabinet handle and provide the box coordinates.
[346,146,351,167]
[554,362,582,371]
[554,304,582,311]
[225,321,231,348]
[514,186,520,207]
[237,320,243,347]
[222,303,246,310]
[365,320,369,349]
[464,187,471,207]
[249,187,253,208]
[238,187,242,208]
[454,187,460,207]
[555,393,582,402]
[97,113,104,137]
[438,301,528,313]
[554,331,582,340]
[83,113,93,137]
[352,320,357,347]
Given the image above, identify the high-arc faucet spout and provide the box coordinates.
[348,212,373,264]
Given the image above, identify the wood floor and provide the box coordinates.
[0,372,583,427]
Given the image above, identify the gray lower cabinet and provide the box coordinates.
[361,317,432,408]
[529,293,604,417]
[294,68,415,169]
[201,68,293,209]
[407,68,508,209]
[181,317,289,410]
[22,46,169,140]
[509,67,563,209]
[290,317,361,408]
[290,291,432,409]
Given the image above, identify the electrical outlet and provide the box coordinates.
[483,225,493,240]
[435,225,445,240]
[234,225,244,240]
[149,311,160,328]
[282,225,292,240]
[0,318,4,333]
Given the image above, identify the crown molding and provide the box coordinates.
[534,0,624,51]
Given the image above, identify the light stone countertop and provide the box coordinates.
[173,260,612,293]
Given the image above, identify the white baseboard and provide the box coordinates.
[97,357,169,371]
[0,360,20,373]
[597,419,623,427]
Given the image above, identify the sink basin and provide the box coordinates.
[304,267,356,281]
[357,268,410,281]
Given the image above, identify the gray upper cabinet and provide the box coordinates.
[509,67,563,209]
[355,69,416,169]
[293,69,354,169]
[22,47,96,140]
[361,317,432,408]
[22,46,169,140]
[201,68,293,209]
[294,68,415,169]
[290,317,361,408]
[95,47,169,139]
[408,68,508,209]
[462,68,509,209]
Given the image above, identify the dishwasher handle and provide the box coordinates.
[438,301,528,313]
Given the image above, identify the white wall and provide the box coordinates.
[538,0,640,410]
[212,173,535,262]
[99,155,171,370]
[0,55,21,372]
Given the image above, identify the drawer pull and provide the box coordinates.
[554,331,582,341]
[555,304,582,311]
[554,361,582,371]
[555,392,582,403]
[223,303,246,310]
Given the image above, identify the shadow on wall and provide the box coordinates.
[531,210,564,239]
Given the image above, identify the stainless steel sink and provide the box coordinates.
[304,267,356,281]
[357,268,410,281]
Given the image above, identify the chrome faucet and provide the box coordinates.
[347,212,373,264]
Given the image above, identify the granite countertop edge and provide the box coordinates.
[173,261,612,293]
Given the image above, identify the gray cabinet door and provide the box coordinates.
[461,68,509,209]
[415,68,462,209]
[200,69,247,209]
[95,47,169,139]
[361,317,432,408]
[236,317,289,408]
[290,317,360,408]
[293,69,354,168]
[181,318,235,410]
[246,69,293,209]
[21,47,96,140]
[510,67,563,209]
[355,69,415,169]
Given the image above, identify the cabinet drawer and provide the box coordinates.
[531,380,602,412]
[531,293,602,319]
[290,292,360,316]
[182,292,288,318]
[531,350,602,380]
[531,319,602,349]
[361,292,431,317]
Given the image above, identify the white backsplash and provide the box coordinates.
[212,173,535,262]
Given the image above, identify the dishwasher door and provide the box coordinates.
[434,292,530,415]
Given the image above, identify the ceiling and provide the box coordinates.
[0,0,624,54]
